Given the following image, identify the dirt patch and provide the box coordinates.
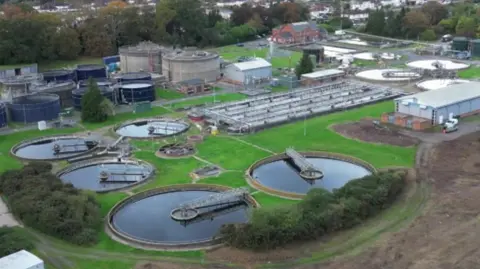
[291,132,480,269]
[332,119,420,147]
[134,262,231,269]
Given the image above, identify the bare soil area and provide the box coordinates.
[293,132,480,269]
[332,119,420,147]
[135,262,234,269]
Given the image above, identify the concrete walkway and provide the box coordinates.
[0,197,19,227]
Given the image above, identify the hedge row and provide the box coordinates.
[0,227,33,257]
[0,162,102,246]
[220,170,406,250]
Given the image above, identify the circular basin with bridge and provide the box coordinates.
[11,135,98,161]
[57,158,154,192]
[107,185,257,249]
[247,151,375,199]
[114,118,190,139]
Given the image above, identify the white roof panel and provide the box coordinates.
[301,69,344,79]
[0,250,43,269]
[395,81,480,109]
[233,58,272,71]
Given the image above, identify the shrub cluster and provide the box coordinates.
[221,170,406,250]
[0,227,33,257]
[0,162,102,246]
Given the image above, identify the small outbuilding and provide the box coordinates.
[176,78,210,95]
[223,58,272,85]
[393,82,480,127]
[0,250,44,269]
[300,69,345,86]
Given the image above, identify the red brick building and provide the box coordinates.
[271,21,326,44]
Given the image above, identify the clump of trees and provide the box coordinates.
[295,52,314,79]
[365,2,480,41]
[0,1,309,65]
[0,227,33,257]
[0,162,102,246]
[81,78,108,123]
[220,170,406,250]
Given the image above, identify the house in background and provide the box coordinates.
[271,21,326,44]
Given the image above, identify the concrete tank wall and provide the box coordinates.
[162,52,220,83]
[120,53,162,74]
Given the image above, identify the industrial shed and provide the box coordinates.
[393,82,480,127]
[0,250,44,269]
[223,58,272,85]
[301,69,345,86]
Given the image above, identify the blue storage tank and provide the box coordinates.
[117,81,155,104]
[78,78,113,88]
[119,72,152,82]
[42,70,75,83]
[75,64,107,82]
[72,86,116,110]
[8,93,61,123]
[103,55,120,65]
[0,103,7,128]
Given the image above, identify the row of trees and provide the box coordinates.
[0,0,309,65]
[365,2,480,41]
[0,162,102,245]
[221,170,406,250]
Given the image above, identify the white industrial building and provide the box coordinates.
[223,58,272,85]
[394,82,480,124]
[0,250,44,269]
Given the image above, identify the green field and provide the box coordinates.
[217,46,302,69]
[0,100,421,269]
[458,67,480,78]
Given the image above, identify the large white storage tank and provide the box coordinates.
[0,250,44,269]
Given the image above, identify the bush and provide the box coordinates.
[220,170,407,250]
[319,23,335,33]
[0,163,102,246]
[0,227,34,257]
[420,29,437,41]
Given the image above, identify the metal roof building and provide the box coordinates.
[0,250,44,269]
[301,69,345,86]
[223,58,272,85]
[394,82,480,124]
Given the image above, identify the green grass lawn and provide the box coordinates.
[37,57,103,72]
[82,106,171,130]
[458,67,480,79]
[217,46,302,68]
[156,88,185,100]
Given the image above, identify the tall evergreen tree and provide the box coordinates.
[295,53,314,80]
[81,77,107,123]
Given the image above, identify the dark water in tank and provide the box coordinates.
[59,163,150,192]
[14,138,95,160]
[251,158,372,195]
[111,190,250,244]
[115,120,188,138]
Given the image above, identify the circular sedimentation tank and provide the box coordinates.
[75,64,107,82]
[248,152,375,199]
[72,86,116,110]
[0,102,7,128]
[355,68,422,82]
[42,69,75,83]
[0,74,43,101]
[118,72,152,82]
[11,135,98,161]
[115,119,189,138]
[162,50,220,83]
[116,81,155,103]
[78,78,113,88]
[416,79,471,91]
[406,60,469,70]
[57,159,154,192]
[8,93,61,123]
[107,185,257,249]
[32,81,76,108]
